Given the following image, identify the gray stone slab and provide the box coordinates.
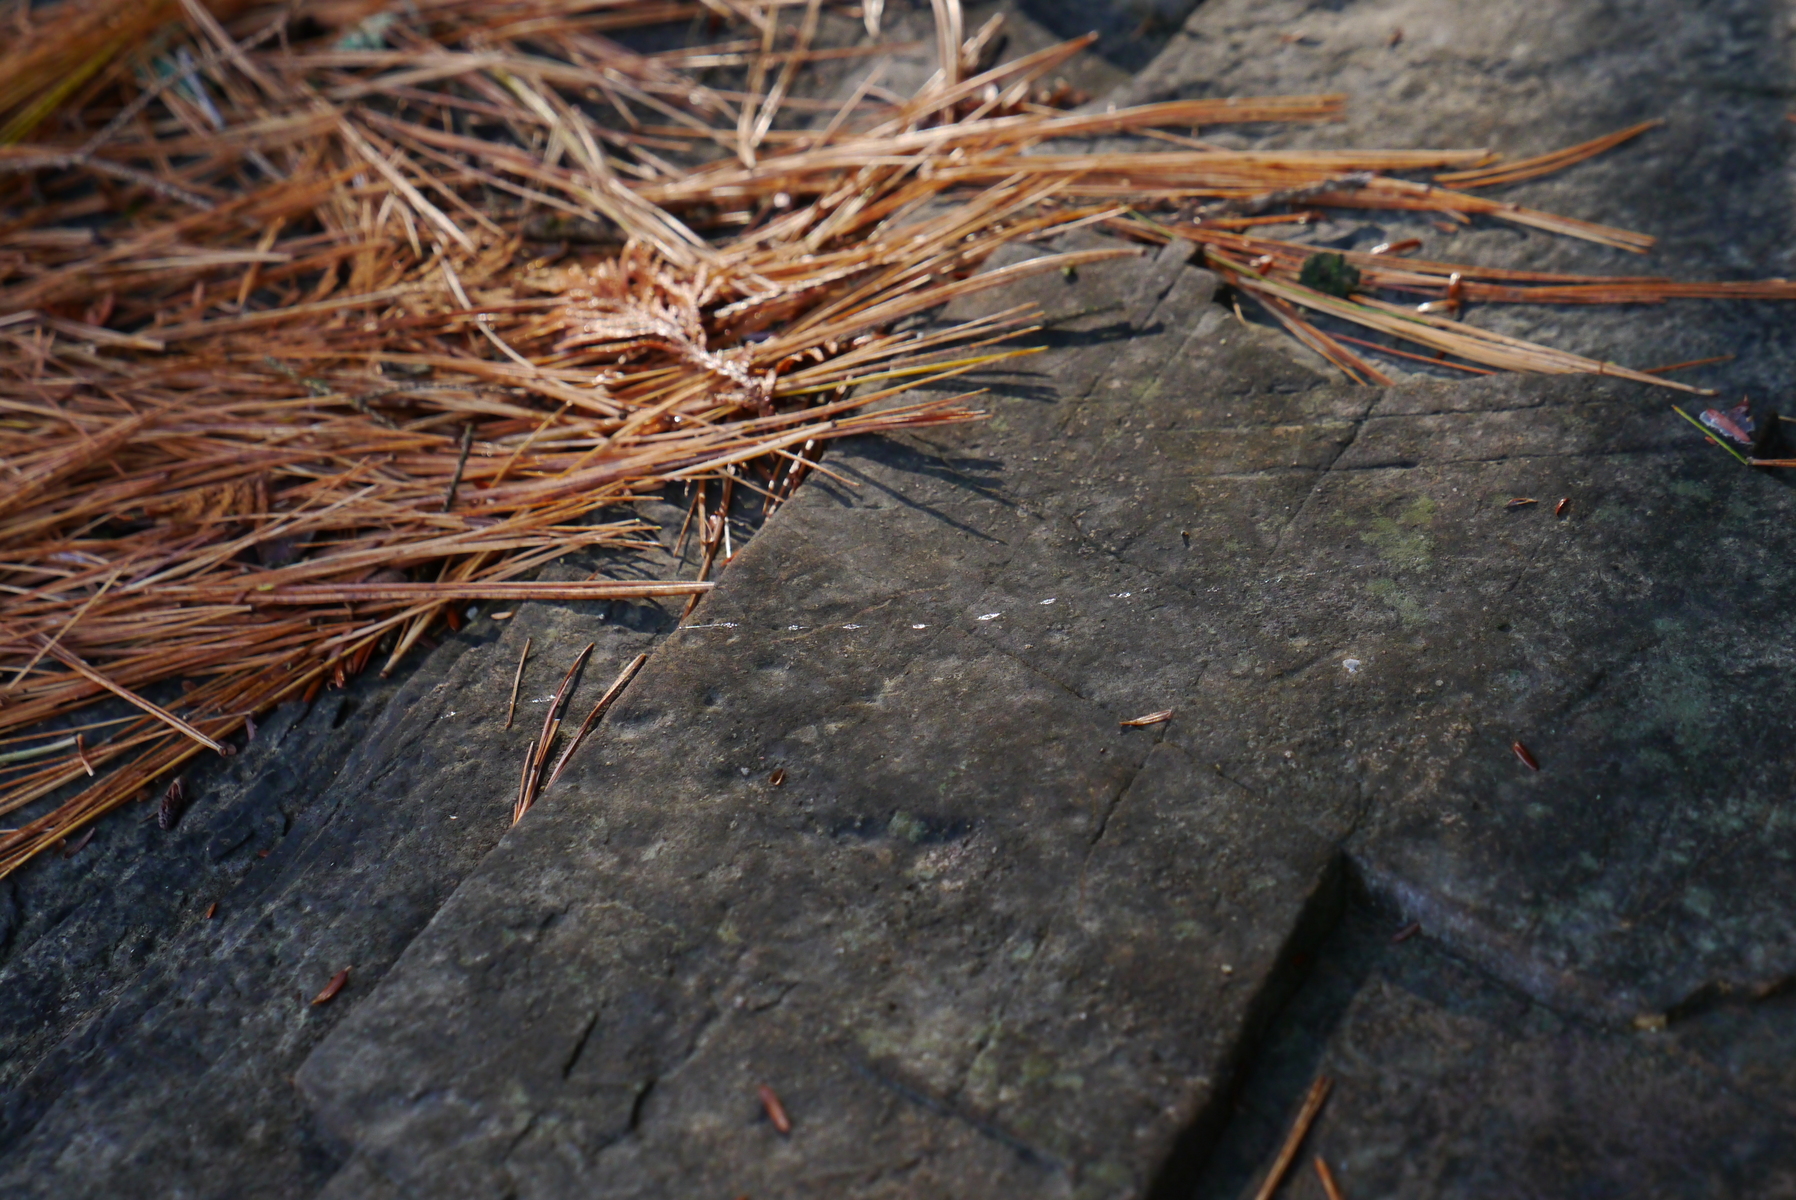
[1193,902,1796,1200]
[1112,0,1796,399]
[300,213,1796,1194]
[0,577,686,1199]
[10,2,1796,1192]
[297,248,1360,1200]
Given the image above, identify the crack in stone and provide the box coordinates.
[944,736,1164,1117]
[561,1010,602,1080]
[1336,446,1691,471]
[1086,734,1164,853]
[627,1076,655,1133]
[850,1057,1065,1173]
[1332,852,1796,1132]
[1265,401,1376,561]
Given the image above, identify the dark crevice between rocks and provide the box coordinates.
[1179,863,1796,1199]
[627,1076,655,1133]
[1175,882,1408,1200]
[1142,850,1351,1200]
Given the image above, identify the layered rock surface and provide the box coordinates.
[4,2,1796,1197]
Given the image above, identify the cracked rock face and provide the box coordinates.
[294,240,1796,1199]
[7,2,1796,1196]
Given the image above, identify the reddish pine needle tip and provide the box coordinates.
[1315,1155,1348,1200]
[1251,1075,1333,1200]
[757,1084,792,1134]
[310,968,350,1006]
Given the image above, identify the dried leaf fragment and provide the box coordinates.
[158,777,188,831]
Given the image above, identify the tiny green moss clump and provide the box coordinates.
[1298,252,1361,298]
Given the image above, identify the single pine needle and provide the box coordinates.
[546,652,648,788]
[505,636,532,731]
[1251,1076,1334,1200]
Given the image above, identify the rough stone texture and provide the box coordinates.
[0,575,688,1199]
[6,1,1796,1195]
[1112,0,1796,399]
[1194,901,1796,1200]
[296,247,1346,1200]
[297,225,1796,1198]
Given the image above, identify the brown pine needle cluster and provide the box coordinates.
[0,0,1789,872]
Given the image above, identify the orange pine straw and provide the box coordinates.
[0,1,1791,874]
[1434,119,1665,188]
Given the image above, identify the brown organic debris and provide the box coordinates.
[1315,1154,1347,1200]
[757,1083,792,1134]
[544,651,648,788]
[310,967,350,1006]
[505,637,532,732]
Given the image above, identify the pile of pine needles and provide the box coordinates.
[0,0,1790,874]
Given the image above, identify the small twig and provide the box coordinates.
[682,506,725,621]
[673,483,703,558]
[505,636,531,730]
[72,12,287,162]
[0,153,217,211]
[9,568,121,688]
[1672,405,1750,465]
[512,735,539,825]
[0,735,76,765]
[1251,1075,1333,1200]
[1641,354,1733,376]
